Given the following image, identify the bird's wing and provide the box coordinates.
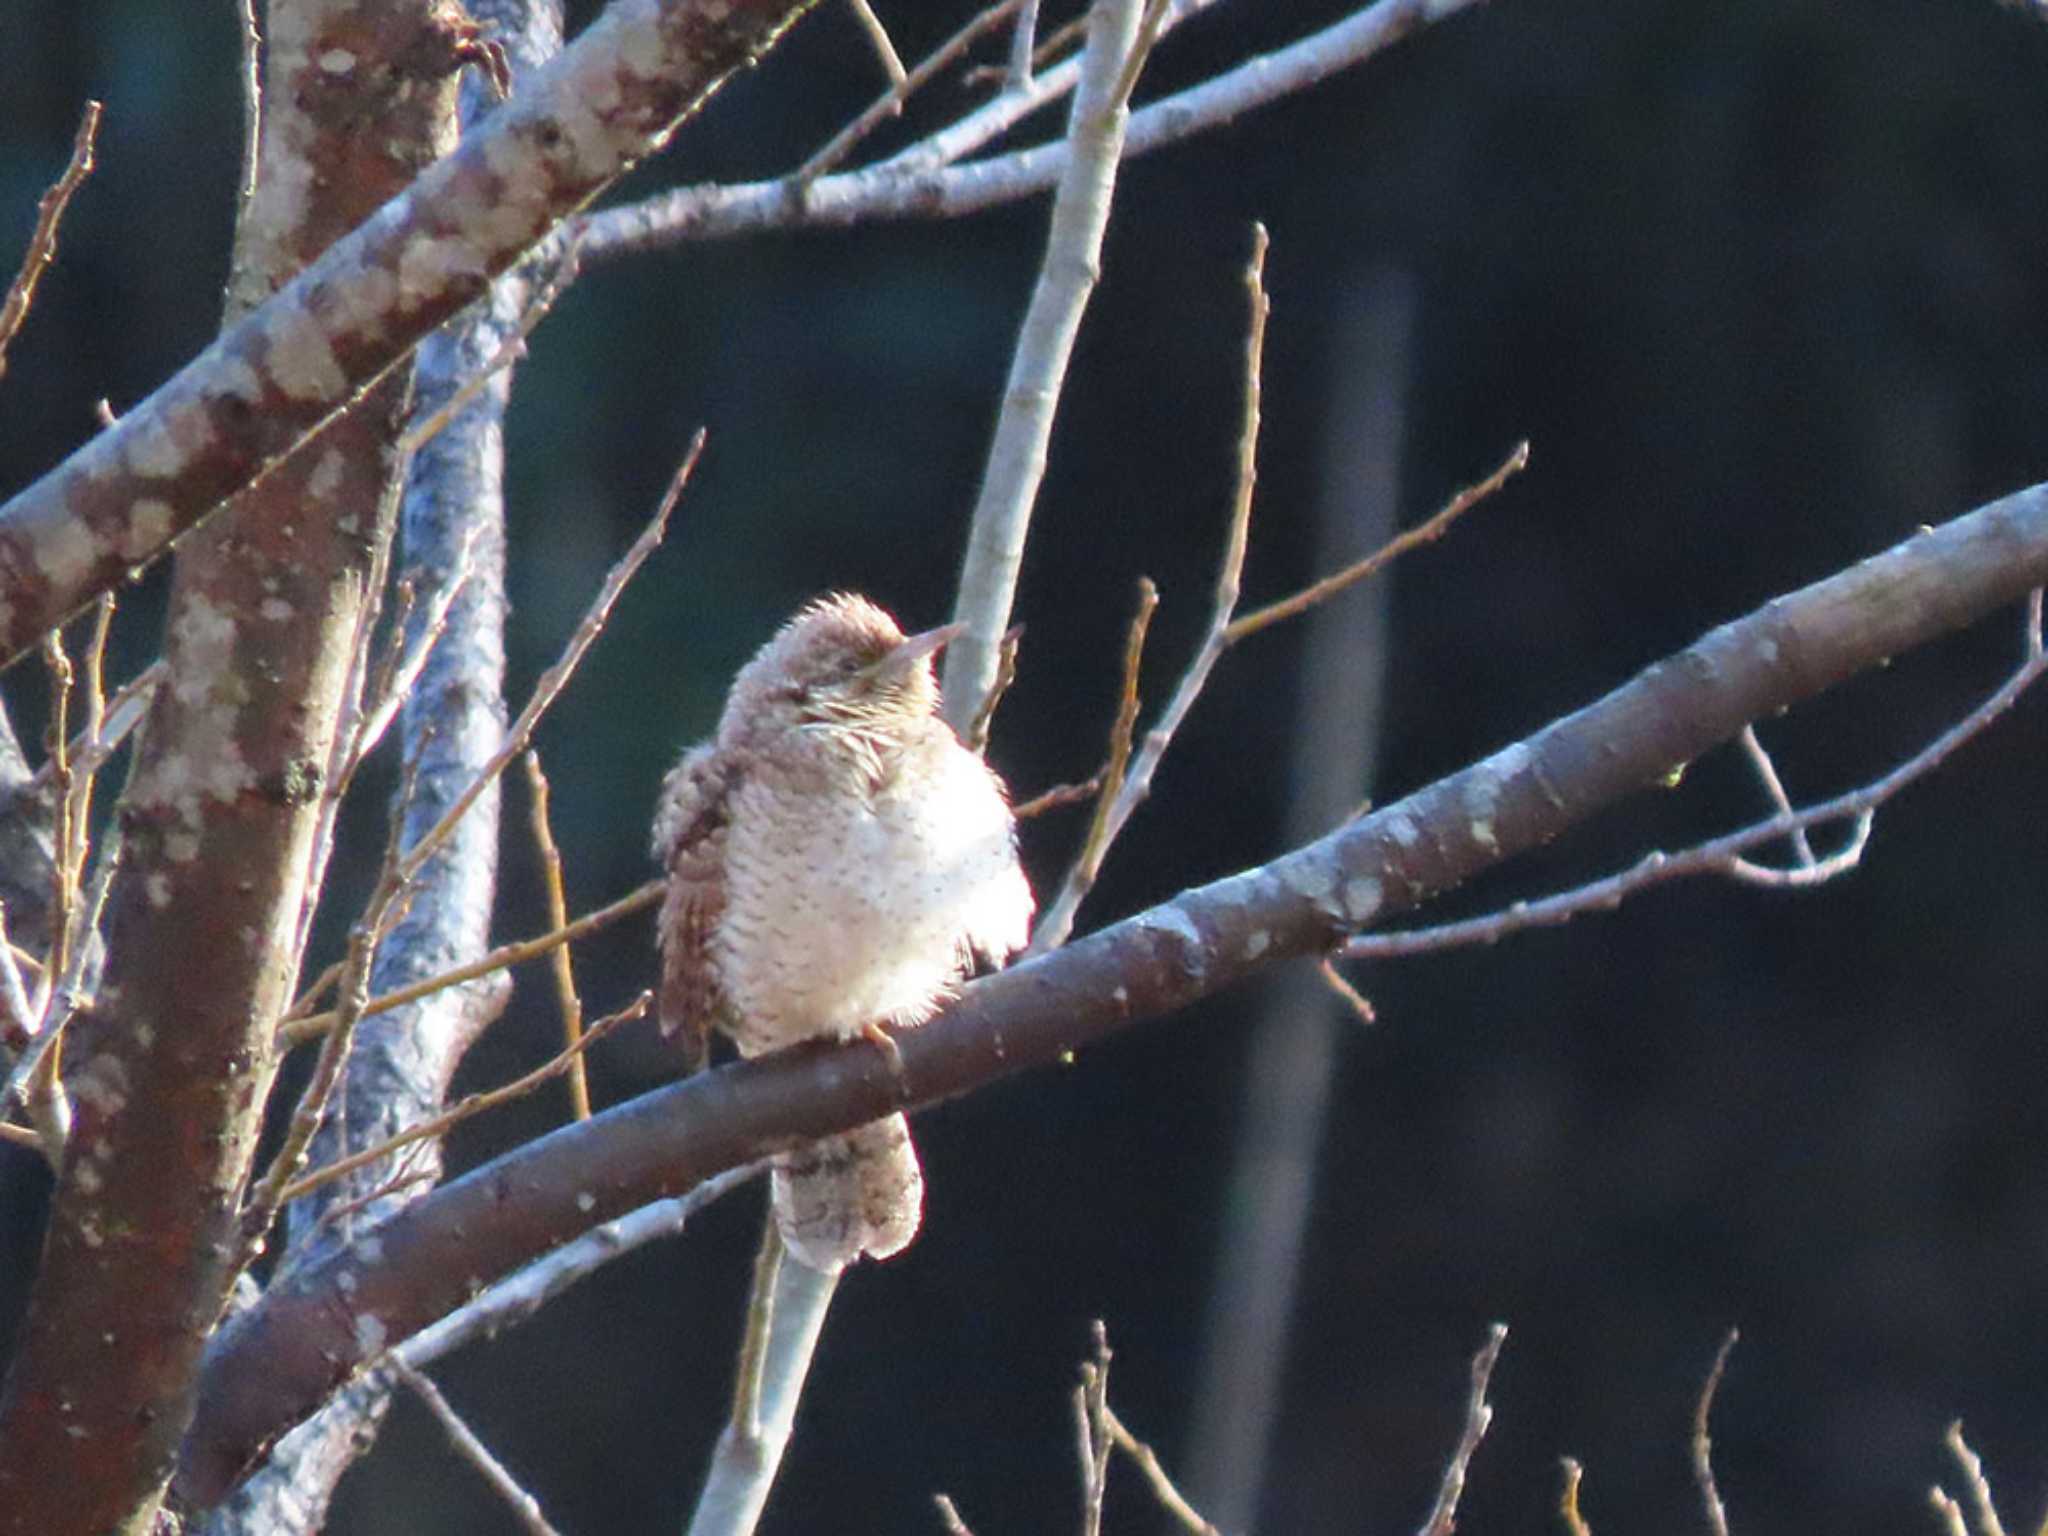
[654,743,734,1069]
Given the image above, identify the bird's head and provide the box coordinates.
[727,593,957,737]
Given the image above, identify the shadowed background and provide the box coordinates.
[5,2,2048,1533]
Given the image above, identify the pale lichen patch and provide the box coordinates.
[396,237,488,304]
[38,513,105,596]
[353,1312,388,1355]
[124,406,192,479]
[146,873,172,908]
[216,355,264,404]
[317,48,357,73]
[126,500,176,562]
[1341,876,1383,926]
[261,305,348,402]
[260,598,296,623]
[1243,929,1270,959]
[1383,810,1421,848]
[306,447,347,501]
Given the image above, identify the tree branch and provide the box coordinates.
[176,477,2048,1511]
[0,0,821,665]
[578,0,1489,258]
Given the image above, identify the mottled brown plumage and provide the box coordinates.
[653,594,1033,1272]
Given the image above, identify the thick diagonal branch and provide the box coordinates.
[0,0,819,665]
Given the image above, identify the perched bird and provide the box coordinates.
[653,594,1034,1272]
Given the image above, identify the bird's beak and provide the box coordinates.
[879,620,965,672]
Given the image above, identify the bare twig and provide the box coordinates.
[1933,1488,1975,1536]
[1013,774,1104,819]
[796,0,1025,184]
[1103,1403,1219,1536]
[1691,1329,1738,1536]
[1226,440,1527,644]
[1417,1323,1507,1536]
[845,0,908,87]
[282,879,660,1046]
[278,995,644,1205]
[24,660,162,797]
[580,0,1488,257]
[1317,956,1376,1025]
[1559,1458,1593,1536]
[1005,0,1041,88]
[1736,726,1817,867]
[1049,577,1158,924]
[940,0,1157,731]
[396,241,583,456]
[373,431,698,919]
[1342,596,2048,962]
[1944,1422,2011,1536]
[0,99,101,382]
[1077,1322,1114,1536]
[347,530,482,781]
[245,739,430,1235]
[400,1165,762,1370]
[523,753,590,1120]
[233,0,261,206]
[934,1492,978,1536]
[1029,223,1269,953]
[964,624,1025,755]
[390,1357,564,1536]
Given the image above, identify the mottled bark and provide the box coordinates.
[0,4,467,1531]
[0,0,820,665]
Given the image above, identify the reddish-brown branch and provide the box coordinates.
[0,100,101,383]
[177,478,2048,1512]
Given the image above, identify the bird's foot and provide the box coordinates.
[860,1021,908,1089]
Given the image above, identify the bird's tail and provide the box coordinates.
[771,1113,924,1273]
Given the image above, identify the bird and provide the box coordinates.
[652,593,1034,1273]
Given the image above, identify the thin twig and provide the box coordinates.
[1226,440,1528,644]
[38,629,74,1019]
[1342,598,2048,961]
[1005,0,1041,88]
[1945,1422,2010,1536]
[1691,1329,1738,1536]
[246,738,430,1234]
[1103,1403,1220,1536]
[1416,1323,1507,1536]
[1317,956,1376,1025]
[1934,1489,1975,1536]
[796,0,1024,184]
[1077,1321,1114,1536]
[939,0,1157,732]
[278,995,645,1204]
[390,1357,565,1536]
[845,0,908,88]
[281,879,662,1046]
[348,528,482,782]
[392,431,701,898]
[0,99,102,382]
[934,1492,978,1536]
[1029,223,1269,953]
[400,1165,763,1369]
[732,1218,784,1439]
[1053,577,1158,922]
[397,242,583,455]
[523,752,590,1120]
[1736,726,1817,867]
[1013,774,1103,819]
[964,623,1025,755]
[24,660,162,796]
[233,0,261,205]
[1559,1458,1593,1536]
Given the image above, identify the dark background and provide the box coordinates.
[6,1,2048,1533]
